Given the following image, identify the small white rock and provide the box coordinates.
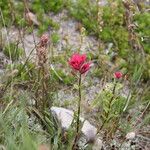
[25,12,39,26]
[92,138,103,150]
[51,107,74,130]
[81,120,97,142]
[126,132,136,140]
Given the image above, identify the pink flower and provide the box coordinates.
[69,53,91,74]
[80,63,91,74]
[114,71,123,79]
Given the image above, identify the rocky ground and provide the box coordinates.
[0,5,150,150]
[0,9,101,102]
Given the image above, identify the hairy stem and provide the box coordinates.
[72,73,82,149]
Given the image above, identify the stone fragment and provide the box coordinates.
[25,12,39,26]
[92,138,103,150]
[51,107,74,130]
[81,120,97,142]
[126,132,136,140]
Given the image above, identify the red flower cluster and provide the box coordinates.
[69,53,91,74]
[114,71,123,79]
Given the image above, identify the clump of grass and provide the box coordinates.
[3,43,24,61]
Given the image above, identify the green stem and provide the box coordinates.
[76,73,82,134]
[72,73,82,149]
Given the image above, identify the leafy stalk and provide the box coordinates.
[72,73,82,149]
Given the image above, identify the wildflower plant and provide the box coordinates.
[68,53,91,149]
[94,71,126,138]
[35,34,50,111]
[114,71,123,79]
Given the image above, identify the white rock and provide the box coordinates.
[92,138,103,150]
[25,12,39,26]
[50,107,74,130]
[81,120,97,142]
[126,132,136,140]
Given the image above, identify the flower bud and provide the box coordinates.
[40,34,49,47]
[114,71,123,79]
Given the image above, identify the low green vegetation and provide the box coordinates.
[134,12,150,54]
[4,43,24,61]
[0,0,149,149]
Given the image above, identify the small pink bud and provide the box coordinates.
[114,71,123,79]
